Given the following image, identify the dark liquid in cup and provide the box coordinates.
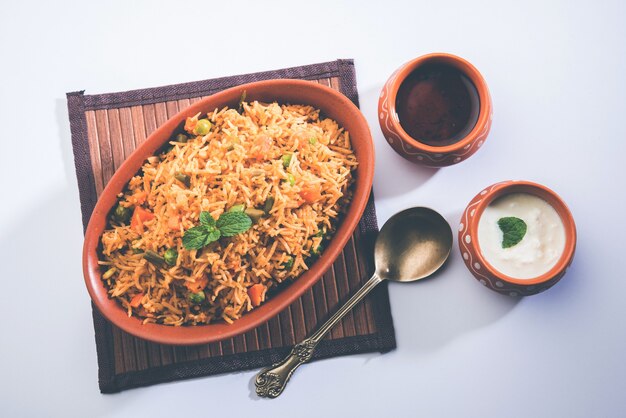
[395,63,480,147]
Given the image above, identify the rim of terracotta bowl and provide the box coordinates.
[386,52,492,154]
[469,181,577,286]
[82,79,375,346]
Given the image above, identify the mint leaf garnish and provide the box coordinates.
[216,211,252,237]
[182,210,252,250]
[199,211,216,228]
[183,226,211,250]
[205,228,221,244]
[498,217,527,248]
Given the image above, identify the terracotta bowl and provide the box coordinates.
[459,180,576,296]
[83,79,375,345]
[378,53,493,167]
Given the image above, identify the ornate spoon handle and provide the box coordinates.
[255,274,382,398]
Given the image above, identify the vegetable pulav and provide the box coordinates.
[98,100,357,325]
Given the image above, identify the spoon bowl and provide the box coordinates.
[255,207,453,398]
[375,207,453,282]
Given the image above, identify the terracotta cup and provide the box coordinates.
[378,53,493,167]
[459,180,577,296]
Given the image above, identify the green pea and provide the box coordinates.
[164,248,178,266]
[175,133,189,143]
[229,204,245,213]
[112,203,132,224]
[309,137,317,145]
[286,173,295,186]
[194,119,212,136]
[188,291,206,304]
[281,154,292,168]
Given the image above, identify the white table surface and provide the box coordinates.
[1,0,625,416]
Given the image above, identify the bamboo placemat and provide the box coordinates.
[67,59,396,393]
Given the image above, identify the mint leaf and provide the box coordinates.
[216,211,252,237]
[183,211,250,250]
[182,226,209,250]
[498,217,527,248]
[204,228,221,244]
[199,211,216,228]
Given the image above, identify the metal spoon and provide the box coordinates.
[255,207,453,398]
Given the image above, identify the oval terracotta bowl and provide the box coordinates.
[459,180,576,296]
[83,79,375,345]
[378,53,493,167]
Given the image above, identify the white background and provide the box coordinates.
[1,1,625,417]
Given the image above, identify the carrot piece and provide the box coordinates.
[184,115,198,133]
[130,210,142,232]
[130,207,155,233]
[185,275,208,292]
[130,293,144,308]
[299,184,323,203]
[248,283,266,307]
[184,113,200,134]
[137,207,155,222]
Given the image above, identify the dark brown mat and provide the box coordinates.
[67,59,396,393]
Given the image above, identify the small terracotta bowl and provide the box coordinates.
[458,180,576,296]
[378,53,493,167]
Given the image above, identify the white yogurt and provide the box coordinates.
[477,193,565,279]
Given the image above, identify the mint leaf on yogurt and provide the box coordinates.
[497,217,527,248]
